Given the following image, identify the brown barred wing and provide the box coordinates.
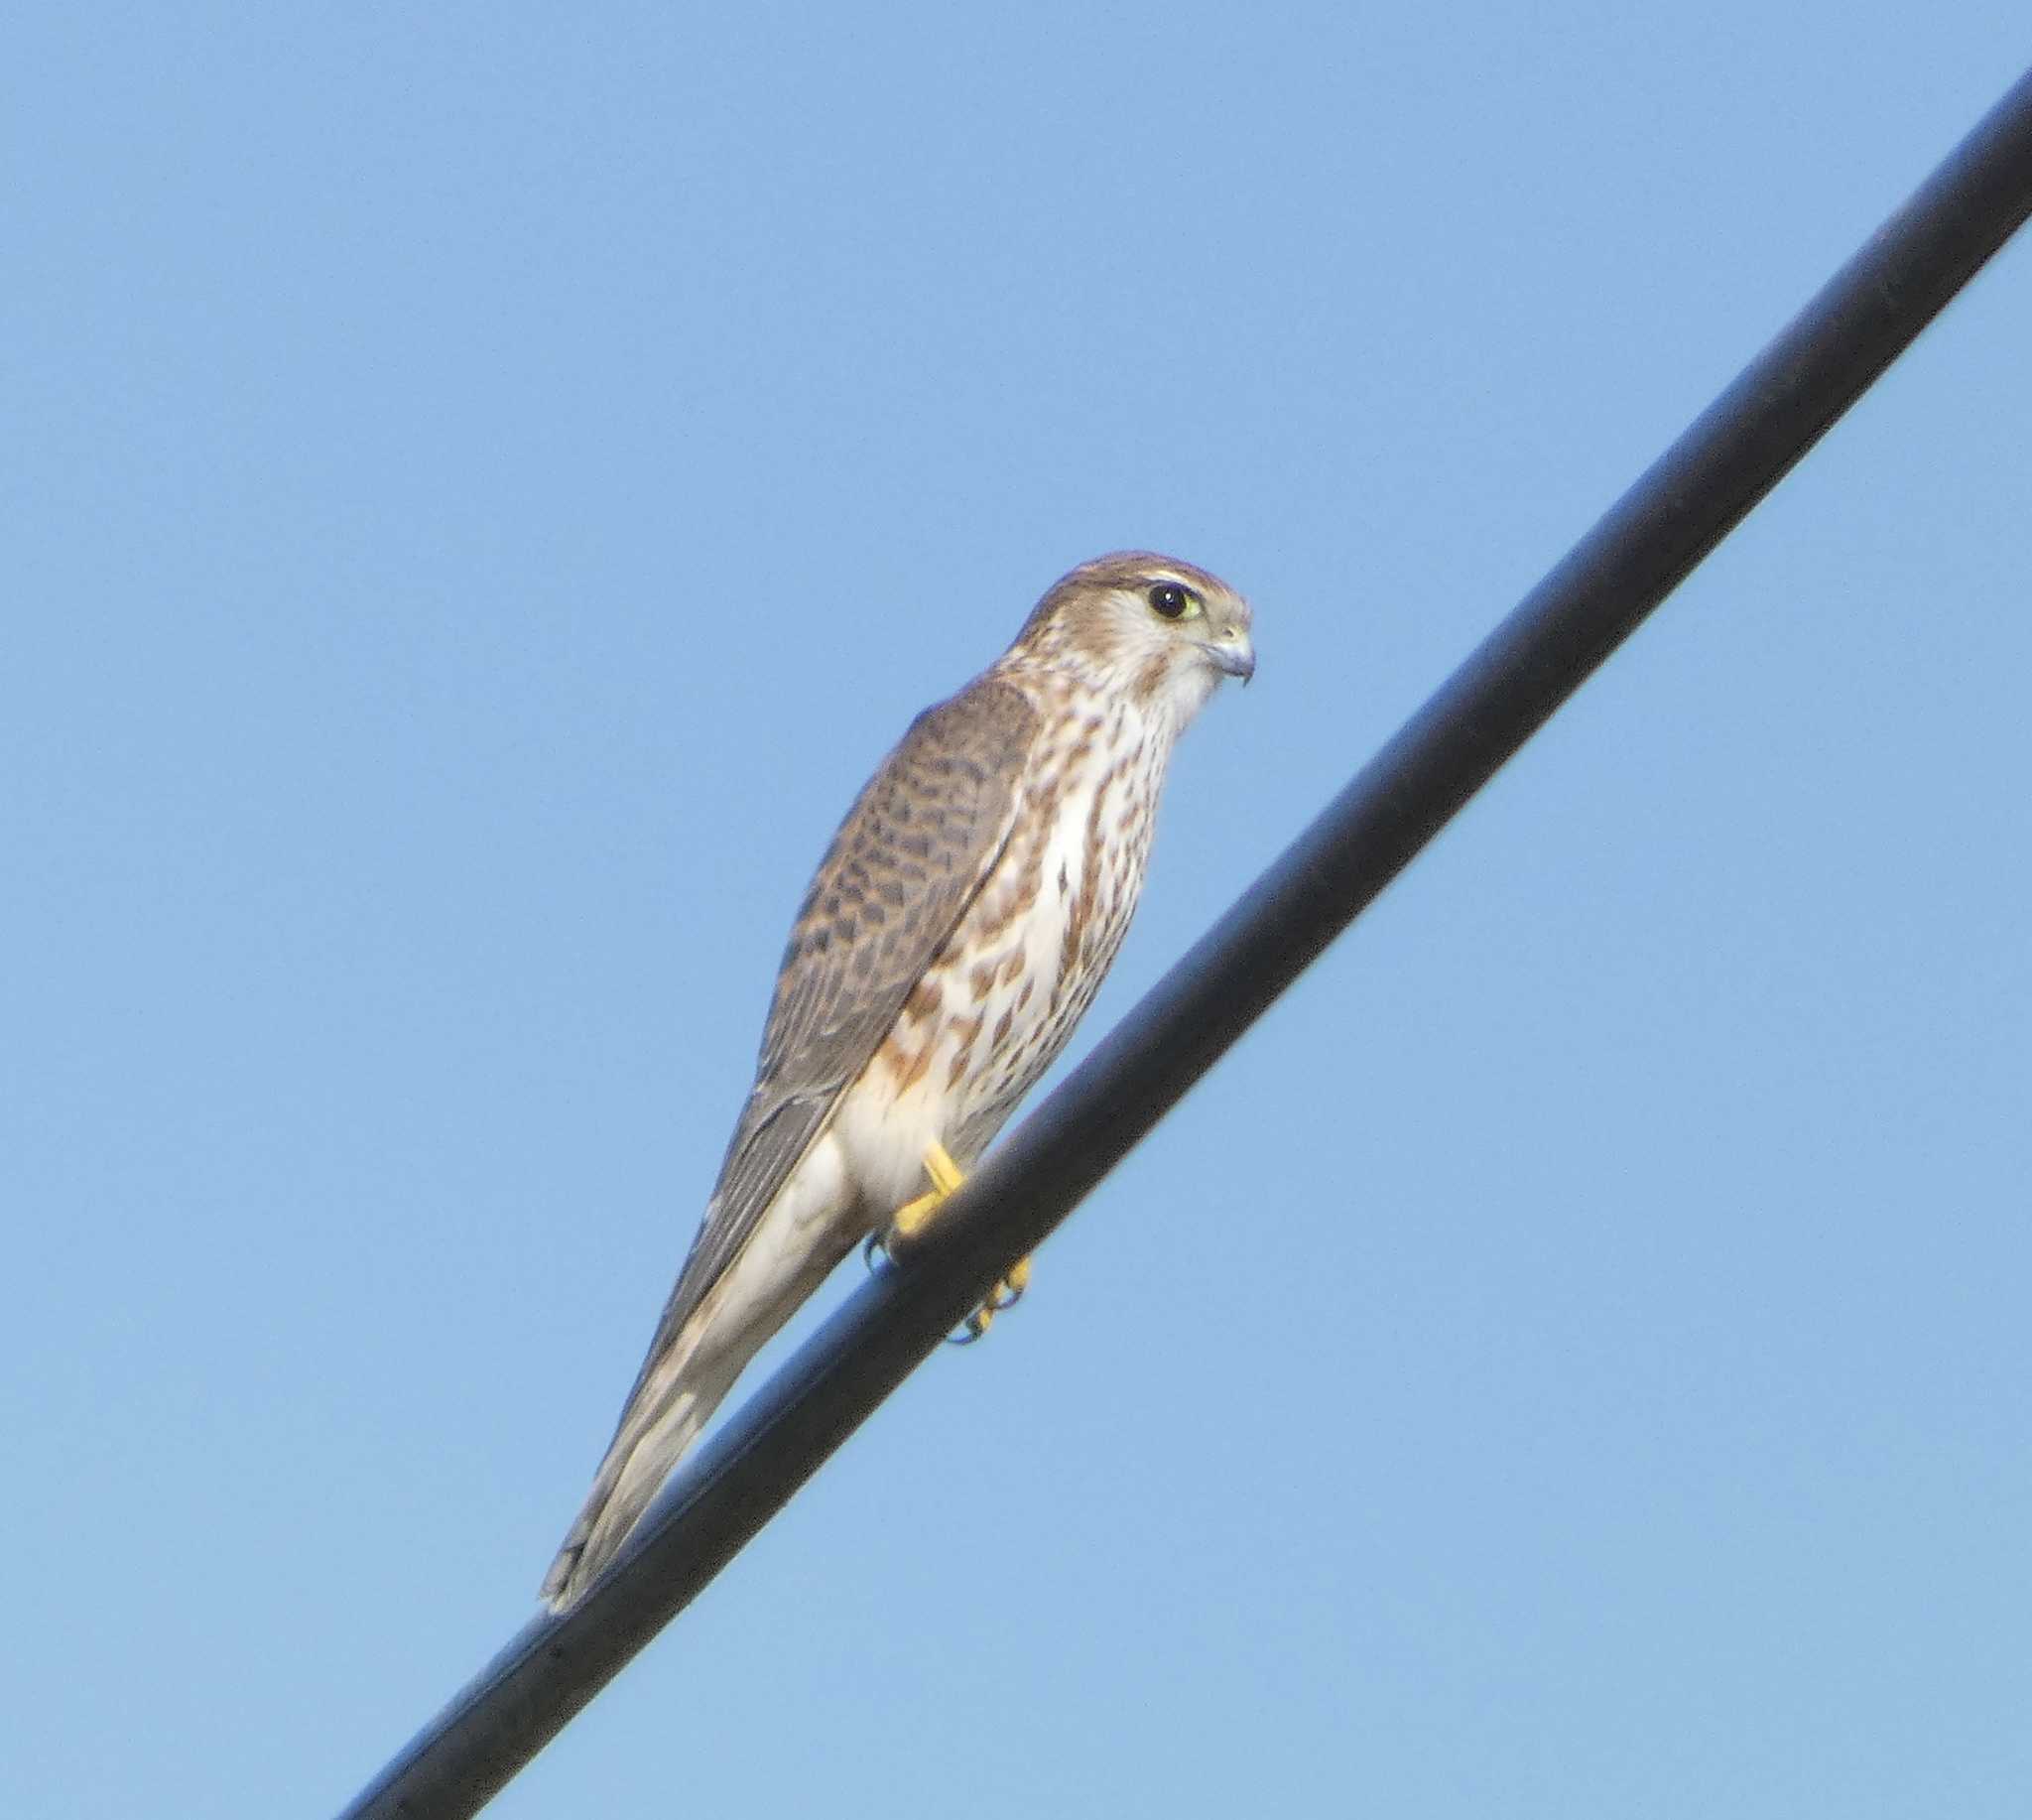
[618,676,1038,1401]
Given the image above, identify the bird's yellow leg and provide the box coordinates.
[891,1140,967,1240]
[888,1142,1034,1342]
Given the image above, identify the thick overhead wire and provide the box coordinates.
[338,65,2032,1820]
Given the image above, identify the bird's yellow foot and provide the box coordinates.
[863,1140,967,1272]
[878,1143,1035,1345]
[951,1253,1032,1345]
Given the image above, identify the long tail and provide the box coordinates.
[540,1325,735,1613]
[543,1150,865,1611]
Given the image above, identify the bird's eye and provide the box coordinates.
[1148,583,1197,620]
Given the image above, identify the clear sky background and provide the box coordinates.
[5,8,2029,1818]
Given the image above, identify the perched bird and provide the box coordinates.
[542,552,1254,1610]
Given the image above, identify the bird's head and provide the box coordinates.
[1001,552,1255,723]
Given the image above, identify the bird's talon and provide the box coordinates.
[945,1257,1031,1344]
[947,1305,992,1347]
[990,1255,1032,1310]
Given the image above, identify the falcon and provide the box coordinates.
[542,552,1255,1610]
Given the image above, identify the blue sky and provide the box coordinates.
[5,8,2029,1818]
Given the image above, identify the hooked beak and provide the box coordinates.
[1206,626,1256,683]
